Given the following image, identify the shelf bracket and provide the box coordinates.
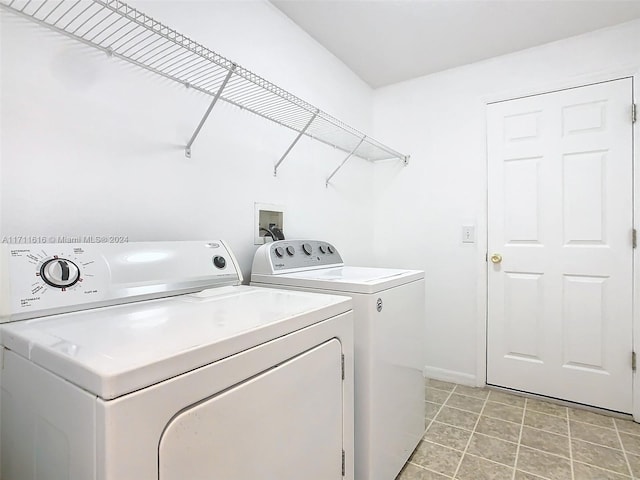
[185,64,236,158]
[273,111,318,176]
[325,136,366,188]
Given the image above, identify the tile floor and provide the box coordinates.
[397,379,640,480]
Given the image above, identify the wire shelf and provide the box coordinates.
[1,0,410,172]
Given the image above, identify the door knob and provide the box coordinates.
[491,253,502,264]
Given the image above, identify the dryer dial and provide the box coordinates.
[40,258,80,288]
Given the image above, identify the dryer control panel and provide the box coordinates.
[0,240,241,323]
[252,240,344,274]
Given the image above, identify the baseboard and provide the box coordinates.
[423,366,478,387]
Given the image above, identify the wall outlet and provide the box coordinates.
[462,225,475,243]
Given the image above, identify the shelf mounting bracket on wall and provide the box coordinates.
[326,136,366,188]
[185,65,236,158]
[273,110,318,176]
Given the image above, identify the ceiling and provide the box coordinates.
[271,0,640,88]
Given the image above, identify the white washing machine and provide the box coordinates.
[251,240,425,480]
[0,240,354,480]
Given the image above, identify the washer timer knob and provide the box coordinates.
[327,245,335,254]
[302,243,312,255]
[40,258,80,288]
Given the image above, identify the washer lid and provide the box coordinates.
[252,266,424,294]
[0,286,351,400]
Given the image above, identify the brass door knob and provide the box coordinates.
[491,254,502,264]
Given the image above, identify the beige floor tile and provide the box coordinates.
[614,417,640,436]
[425,401,441,421]
[571,439,631,475]
[523,410,568,435]
[409,441,462,477]
[519,426,569,458]
[516,446,572,480]
[487,390,526,408]
[426,388,451,404]
[475,415,521,443]
[626,452,640,477]
[620,431,640,456]
[525,398,568,418]
[424,422,472,451]
[569,408,616,428]
[445,393,485,413]
[572,461,631,479]
[454,454,513,480]
[514,471,547,480]
[426,379,457,392]
[397,463,452,480]
[435,407,479,431]
[483,401,524,424]
[570,420,622,449]
[453,385,490,400]
[465,433,517,467]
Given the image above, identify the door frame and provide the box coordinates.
[478,68,640,419]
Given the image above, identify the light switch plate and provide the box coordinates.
[462,225,475,243]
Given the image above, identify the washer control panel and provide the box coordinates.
[259,240,343,272]
[0,241,240,323]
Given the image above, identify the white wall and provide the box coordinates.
[372,19,640,385]
[0,0,377,283]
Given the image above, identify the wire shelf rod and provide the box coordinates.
[87,12,123,41]
[132,37,174,62]
[274,112,317,176]
[165,56,208,77]
[326,136,366,187]
[174,61,214,82]
[69,4,106,35]
[31,0,51,16]
[118,30,156,55]
[55,1,83,25]
[185,65,236,158]
[192,71,230,90]
[183,65,223,85]
[56,2,86,26]
[48,0,74,24]
[127,34,166,59]
[82,10,117,38]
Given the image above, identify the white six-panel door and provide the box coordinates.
[487,78,634,413]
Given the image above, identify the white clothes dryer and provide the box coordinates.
[251,240,426,480]
[0,240,354,480]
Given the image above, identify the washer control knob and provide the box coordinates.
[302,243,312,255]
[213,256,226,269]
[327,245,335,254]
[40,258,80,288]
[274,247,285,258]
[286,246,295,256]
[319,245,326,254]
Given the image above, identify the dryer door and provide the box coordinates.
[159,338,344,480]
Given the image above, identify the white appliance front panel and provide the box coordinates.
[248,280,426,480]
[160,339,343,480]
[1,286,351,399]
[0,240,241,322]
[97,311,354,480]
[2,312,354,480]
